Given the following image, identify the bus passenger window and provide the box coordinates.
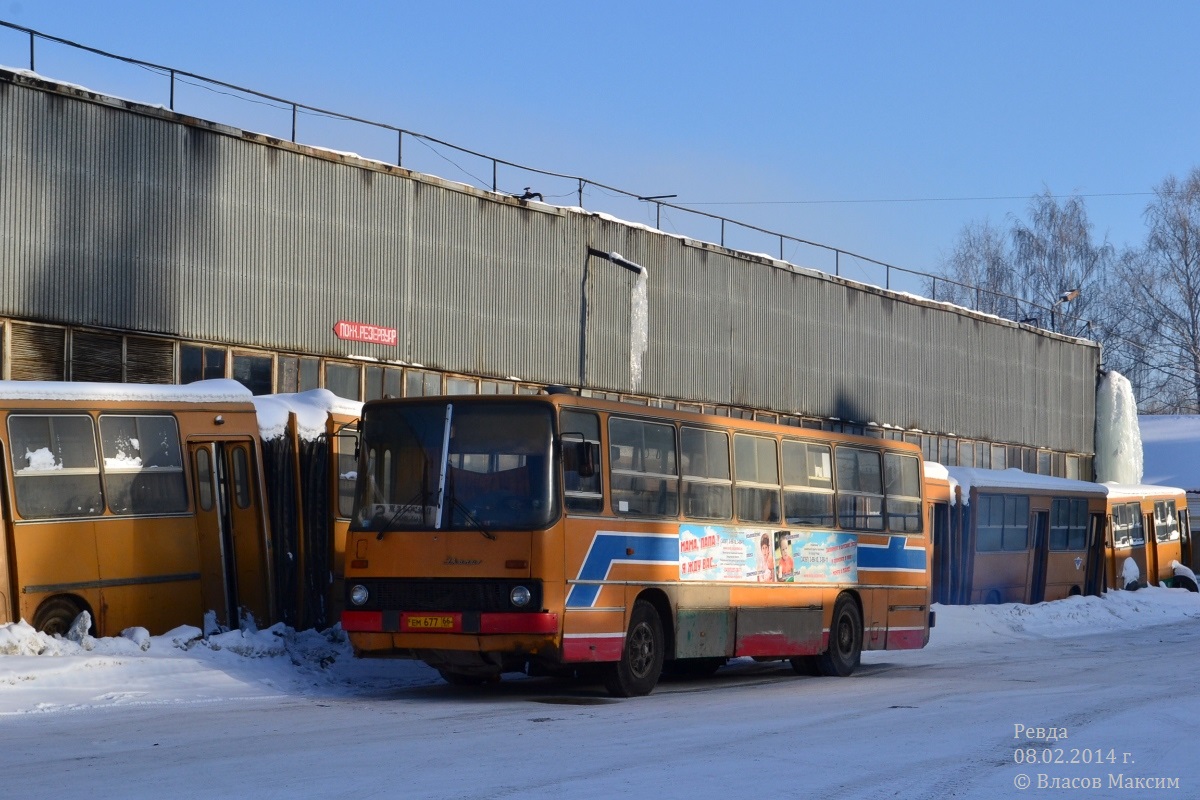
[562,410,602,513]
[1049,498,1088,550]
[8,414,104,519]
[608,418,678,517]
[99,415,188,515]
[680,426,731,520]
[884,453,922,533]
[1154,500,1179,542]
[834,446,884,531]
[734,434,780,524]
[782,440,834,527]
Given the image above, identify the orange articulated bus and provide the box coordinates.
[0,379,274,636]
[1102,484,1194,591]
[0,380,362,638]
[931,467,1106,605]
[340,393,934,696]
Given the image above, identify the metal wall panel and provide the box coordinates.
[0,70,1100,454]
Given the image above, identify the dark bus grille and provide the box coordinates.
[349,579,542,612]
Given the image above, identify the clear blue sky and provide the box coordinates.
[3,2,1197,295]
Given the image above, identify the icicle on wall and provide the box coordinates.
[629,264,649,392]
[1094,370,1143,484]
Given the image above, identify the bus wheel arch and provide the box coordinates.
[1068,585,1082,597]
[604,594,669,697]
[32,595,93,637]
[818,592,863,677]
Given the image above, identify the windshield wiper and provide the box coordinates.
[447,495,497,540]
[374,486,433,539]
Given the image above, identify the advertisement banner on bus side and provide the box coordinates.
[678,525,857,583]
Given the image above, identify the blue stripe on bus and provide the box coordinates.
[858,535,927,571]
[566,533,679,608]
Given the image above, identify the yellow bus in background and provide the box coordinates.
[340,393,934,696]
[0,380,273,636]
[931,467,1106,605]
[1103,484,1193,591]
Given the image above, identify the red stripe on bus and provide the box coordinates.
[341,610,383,632]
[736,632,822,658]
[886,629,926,650]
[479,612,559,635]
[563,636,625,662]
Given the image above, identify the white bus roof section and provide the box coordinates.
[0,378,253,403]
[1100,482,1186,501]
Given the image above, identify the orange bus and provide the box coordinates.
[340,393,934,696]
[1102,484,1194,591]
[0,379,273,636]
[932,467,1106,605]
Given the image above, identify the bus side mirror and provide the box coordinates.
[562,435,598,478]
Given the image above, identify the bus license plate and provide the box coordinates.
[406,615,456,630]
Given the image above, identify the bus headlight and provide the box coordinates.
[510,586,532,608]
[350,584,370,606]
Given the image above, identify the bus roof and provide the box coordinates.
[945,466,1108,500]
[1100,482,1186,501]
[0,378,252,404]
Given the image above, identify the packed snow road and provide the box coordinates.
[1,589,1198,799]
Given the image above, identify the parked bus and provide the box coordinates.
[931,467,1106,605]
[340,393,934,696]
[0,380,361,638]
[1102,484,1194,591]
[0,380,274,636]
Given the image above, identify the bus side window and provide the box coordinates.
[681,426,731,520]
[8,414,104,519]
[562,410,603,513]
[883,453,922,533]
[734,434,780,524]
[782,440,834,527]
[609,418,678,517]
[835,446,884,531]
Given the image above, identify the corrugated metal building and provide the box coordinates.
[0,67,1101,475]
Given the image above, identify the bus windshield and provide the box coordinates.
[352,401,557,533]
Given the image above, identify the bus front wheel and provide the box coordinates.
[32,596,87,637]
[604,599,664,697]
[818,595,862,677]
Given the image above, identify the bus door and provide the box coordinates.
[0,443,12,625]
[189,439,271,631]
[1084,513,1105,596]
[930,500,951,604]
[1144,510,1161,587]
[1028,510,1050,604]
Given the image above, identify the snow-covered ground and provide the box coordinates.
[2,589,1198,799]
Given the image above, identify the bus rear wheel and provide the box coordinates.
[604,599,664,697]
[32,596,87,637]
[818,595,862,677]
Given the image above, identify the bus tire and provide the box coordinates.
[32,596,87,637]
[1176,575,1199,593]
[818,595,862,677]
[603,599,664,697]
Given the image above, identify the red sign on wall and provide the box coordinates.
[332,320,398,347]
